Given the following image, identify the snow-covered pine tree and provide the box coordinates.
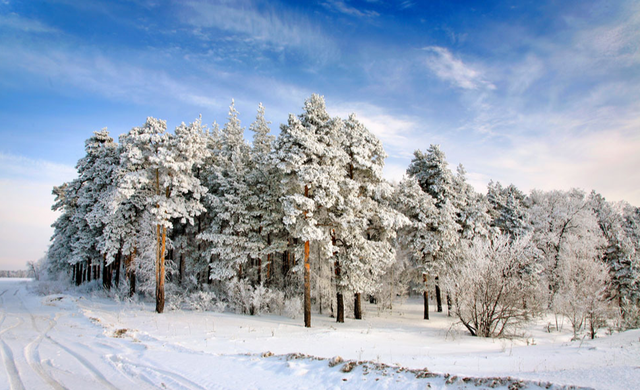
[589,193,640,327]
[246,103,286,286]
[332,114,407,321]
[394,177,440,319]
[198,101,254,286]
[406,145,460,312]
[452,164,494,241]
[486,181,530,237]
[118,117,209,313]
[78,130,122,289]
[271,94,348,327]
[48,183,79,280]
[64,130,120,286]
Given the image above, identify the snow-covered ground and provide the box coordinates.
[1,278,638,390]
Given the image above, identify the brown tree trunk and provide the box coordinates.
[87,262,92,282]
[423,274,430,320]
[156,225,167,314]
[304,239,311,328]
[129,249,137,298]
[102,255,111,290]
[257,257,262,285]
[336,292,344,323]
[266,253,272,284]
[303,185,311,328]
[435,276,442,313]
[354,293,362,320]
[114,251,121,288]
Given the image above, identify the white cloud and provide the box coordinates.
[423,46,495,90]
[0,13,58,33]
[321,0,379,18]
[327,101,430,159]
[569,3,640,70]
[180,0,337,61]
[0,42,221,110]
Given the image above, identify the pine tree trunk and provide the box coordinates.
[87,262,92,282]
[266,233,272,285]
[75,263,81,286]
[156,225,167,314]
[257,257,262,285]
[423,274,430,320]
[114,251,121,288]
[266,253,272,285]
[303,185,311,328]
[179,252,185,285]
[435,276,442,313]
[304,239,311,328]
[354,293,362,320]
[446,293,451,317]
[336,292,344,323]
[102,255,111,290]
[129,249,137,297]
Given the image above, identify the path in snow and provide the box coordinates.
[0,278,638,389]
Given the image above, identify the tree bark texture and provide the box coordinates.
[179,252,185,285]
[114,251,121,288]
[354,293,362,320]
[435,276,443,313]
[127,249,137,297]
[336,292,344,323]
[303,184,311,328]
[423,274,430,320]
[304,239,311,328]
[102,255,111,290]
[156,225,167,314]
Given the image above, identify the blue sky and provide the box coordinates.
[1,0,639,270]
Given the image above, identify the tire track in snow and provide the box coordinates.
[24,315,67,390]
[0,317,26,390]
[18,296,117,390]
[44,333,119,390]
[115,358,210,390]
[17,295,68,389]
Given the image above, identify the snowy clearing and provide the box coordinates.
[0,278,639,390]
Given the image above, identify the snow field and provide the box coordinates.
[2,279,639,389]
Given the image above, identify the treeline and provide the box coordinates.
[0,270,32,278]
[45,94,640,338]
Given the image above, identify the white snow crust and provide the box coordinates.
[1,278,638,390]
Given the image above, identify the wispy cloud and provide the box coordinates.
[423,46,495,90]
[0,153,75,184]
[321,0,379,18]
[398,1,414,10]
[0,41,222,110]
[327,101,429,159]
[0,13,59,33]
[179,0,337,62]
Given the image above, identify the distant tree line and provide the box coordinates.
[44,94,640,338]
[0,270,33,278]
